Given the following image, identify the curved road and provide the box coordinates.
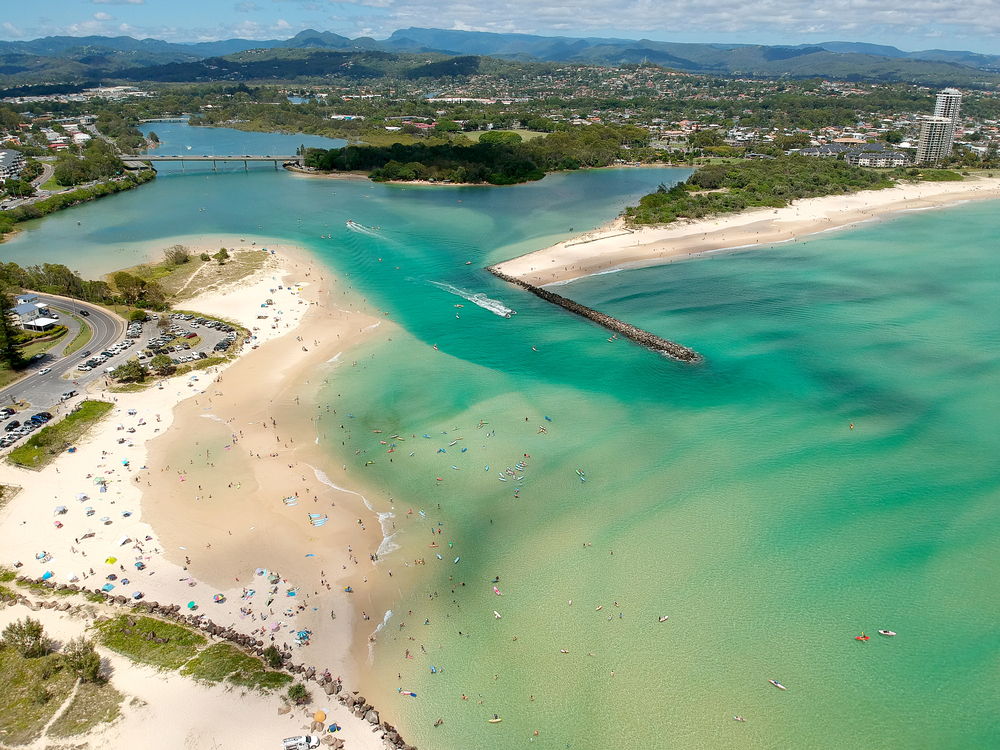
[0,295,125,411]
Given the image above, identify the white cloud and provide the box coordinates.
[2,21,25,37]
[234,2,262,11]
[93,0,144,5]
[94,12,115,21]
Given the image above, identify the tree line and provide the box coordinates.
[624,156,894,225]
[303,124,650,184]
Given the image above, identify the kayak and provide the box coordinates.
[488,718,502,723]
[855,634,870,641]
[436,554,442,560]
[494,586,502,596]
[769,679,786,690]
[399,690,417,697]
[659,616,669,622]
[454,557,460,563]
[878,630,897,637]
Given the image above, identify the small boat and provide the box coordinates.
[878,630,897,637]
[855,632,870,641]
[488,717,502,723]
[466,261,472,265]
[769,679,786,690]
[430,544,438,548]
[560,649,569,654]
[454,557,460,563]
[658,615,669,622]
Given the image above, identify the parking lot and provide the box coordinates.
[0,312,240,452]
[74,313,239,375]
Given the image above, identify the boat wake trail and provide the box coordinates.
[429,281,516,318]
[346,220,381,237]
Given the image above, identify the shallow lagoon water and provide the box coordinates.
[4,124,999,749]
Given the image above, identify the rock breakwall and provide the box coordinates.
[486,266,701,363]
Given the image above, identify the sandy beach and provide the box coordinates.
[492,175,1000,285]
[0,242,401,749]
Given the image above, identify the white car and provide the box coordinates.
[37,368,51,375]
[282,737,320,750]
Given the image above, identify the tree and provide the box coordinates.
[200,253,211,261]
[163,244,189,266]
[2,616,49,658]
[63,636,103,683]
[0,288,26,370]
[263,645,282,669]
[287,683,309,704]
[113,272,144,305]
[156,316,170,332]
[150,354,175,374]
[112,359,145,383]
[479,131,522,146]
[129,310,147,323]
[213,249,229,265]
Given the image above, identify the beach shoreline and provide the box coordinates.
[491,175,1000,285]
[0,240,414,748]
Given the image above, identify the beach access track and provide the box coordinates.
[486,265,701,362]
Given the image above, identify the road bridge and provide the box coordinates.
[121,154,304,171]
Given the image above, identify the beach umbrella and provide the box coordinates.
[42,571,53,580]
[106,557,117,564]
[213,594,225,603]
[269,622,280,631]
[100,517,111,524]
[132,591,143,600]
[76,493,88,501]
[255,568,265,576]
[121,578,130,585]
[106,574,117,581]
[67,573,79,582]
[102,583,114,592]
[187,601,196,610]
[314,711,326,723]
[54,506,67,516]
[117,535,131,546]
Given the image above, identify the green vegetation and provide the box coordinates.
[111,359,146,383]
[47,681,123,737]
[19,326,69,360]
[7,400,114,469]
[181,643,291,690]
[94,614,205,670]
[63,314,93,356]
[625,156,894,225]
[2,616,49,658]
[0,648,76,744]
[306,124,648,184]
[287,682,309,704]
[53,140,127,186]
[918,169,964,181]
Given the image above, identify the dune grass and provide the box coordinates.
[7,400,114,470]
[46,681,123,737]
[181,642,291,691]
[0,650,76,745]
[94,615,205,670]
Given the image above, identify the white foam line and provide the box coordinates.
[310,464,398,557]
[200,414,227,423]
[368,609,393,664]
[327,352,342,363]
[362,321,381,333]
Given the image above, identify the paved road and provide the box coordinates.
[31,162,55,190]
[0,296,124,411]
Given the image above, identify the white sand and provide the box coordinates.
[493,176,1000,285]
[0,245,390,750]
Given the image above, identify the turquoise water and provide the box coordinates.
[3,124,999,748]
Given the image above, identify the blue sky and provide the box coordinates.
[1,0,997,54]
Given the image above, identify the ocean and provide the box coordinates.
[4,123,999,748]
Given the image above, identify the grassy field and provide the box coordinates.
[20,329,69,361]
[181,643,291,690]
[47,681,123,738]
[63,315,93,356]
[0,649,77,745]
[7,400,114,470]
[462,129,549,143]
[115,247,271,303]
[95,614,206,670]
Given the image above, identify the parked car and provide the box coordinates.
[4,421,20,432]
